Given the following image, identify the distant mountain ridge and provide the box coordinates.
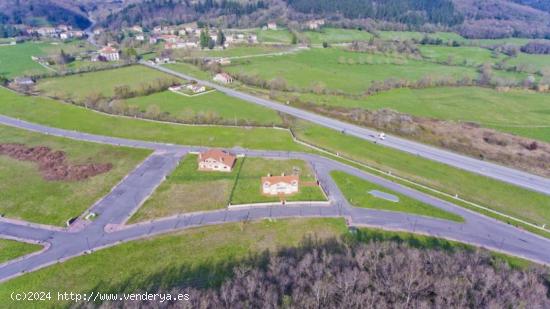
[0,0,92,29]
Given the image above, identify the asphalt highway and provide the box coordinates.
[1,115,550,283]
[142,61,550,196]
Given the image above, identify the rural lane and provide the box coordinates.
[142,61,550,196]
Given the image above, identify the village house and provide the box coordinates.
[159,34,179,43]
[98,46,119,61]
[267,22,277,30]
[213,73,233,84]
[307,19,325,30]
[216,58,231,65]
[135,34,145,41]
[261,174,299,196]
[149,36,158,44]
[131,25,143,33]
[14,77,35,86]
[186,84,206,93]
[198,149,236,172]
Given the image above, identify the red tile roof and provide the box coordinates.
[261,175,299,185]
[198,149,236,167]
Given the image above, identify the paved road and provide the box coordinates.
[142,62,550,196]
[1,115,550,283]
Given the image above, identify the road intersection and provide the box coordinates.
[1,114,550,283]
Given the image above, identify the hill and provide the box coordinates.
[0,0,92,29]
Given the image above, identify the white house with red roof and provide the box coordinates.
[213,73,233,84]
[198,149,237,172]
[98,46,119,61]
[261,174,299,196]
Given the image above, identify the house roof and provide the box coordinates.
[262,175,299,185]
[199,149,236,167]
[215,72,232,80]
[99,46,118,54]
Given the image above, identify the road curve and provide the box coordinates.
[1,115,550,283]
[142,61,550,196]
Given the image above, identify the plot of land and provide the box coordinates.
[36,65,178,101]
[0,124,151,226]
[0,41,92,78]
[0,219,347,308]
[377,31,464,42]
[0,239,42,264]
[302,28,373,44]
[506,52,550,73]
[125,90,283,126]
[419,45,506,66]
[191,44,288,58]
[227,48,481,93]
[0,87,301,151]
[256,29,293,44]
[230,157,326,204]
[129,154,241,223]
[331,171,463,222]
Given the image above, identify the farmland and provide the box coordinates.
[0,41,93,78]
[36,65,178,100]
[331,171,463,222]
[0,124,151,226]
[0,239,42,264]
[302,28,373,44]
[125,90,283,126]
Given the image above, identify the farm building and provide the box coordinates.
[213,73,233,84]
[198,149,236,172]
[261,174,299,196]
[98,46,119,61]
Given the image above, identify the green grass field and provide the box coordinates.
[281,86,550,142]
[419,45,505,66]
[0,124,151,226]
[36,65,178,101]
[0,239,42,264]
[292,121,550,227]
[0,87,301,151]
[230,157,326,204]
[377,31,464,42]
[331,171,463,222]
[163,62,213,80]
[302,28,373,44]
[191,44,287,58]
[256,29,293,44]
[227,48,481,93]
[0,41,93,78]
[125,90,283,126]
[506,52,550,73]
[0,219,347,308]
[129,154,241,223]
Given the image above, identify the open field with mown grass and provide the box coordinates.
[419,45,506,66]
[163,62,213,80]
[302,28,373,44]
[0,219,347,308]
[0,41,92,78]
[292,121,550,228]
[0,239,42,264]
[277,86,550,142]
[0,87,300,151]
[36,65,178,100]
[0,124,151,226]
[129,154,241,223]
[331,171,463,222]
[125,90,283,126]
[226,48,483,93]
[256,29,293,44]
[506,52,550,73]
[377,31,464,42]
[190,44,289,58]
[230,157,326,204]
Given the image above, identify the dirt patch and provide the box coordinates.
[0,143,113,181]
[295,101,550,178]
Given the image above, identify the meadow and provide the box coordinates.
[0,41,93,78]
[129,154,241,223]
[190,44,288,58]
[302,28,373,44]
[0,124,151,226]
[0,87,301,151]
[230,157,326,204]
[419,45,506,66]
[377,31,464,42]
[331,171,463,222]
[36,65,178,100]
[125,90,283,126]
[506,52,550,73]
[0,239,42,264]
[256,29,293,44]
[0,219,348,308]
[226,48,482,93]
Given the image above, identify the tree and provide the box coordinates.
[200,27,210,49]
[208,38,215,50]
[322,41,329,48]
[291,32,298,45]
[216,29,226,47]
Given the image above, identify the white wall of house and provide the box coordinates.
[262,181,299,195]
[198,159,232,172]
